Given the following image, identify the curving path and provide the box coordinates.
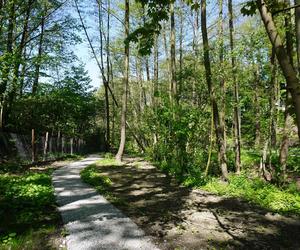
[52,155,159,250]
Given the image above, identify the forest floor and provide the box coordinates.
[91,156,300,250]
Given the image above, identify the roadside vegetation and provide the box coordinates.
[0,160,71,250]
[83,152,300,217]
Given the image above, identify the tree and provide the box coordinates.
[201,0,228,180]
[116,0,130,161]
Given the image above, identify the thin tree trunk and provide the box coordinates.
[43,131,49,161]
[295,0,300,72]
[205,111,214,176]
[97,0,110,151]
[31,129,35,162]
[116,0,129,161]
[70,137,73,155]
[270,49,278,147]
[170,2,176,102]
[153,33,159,103]
[179,1,184,101]
[57,130,60,153]
[61,136,65,154]
[254,65,261,147]
[106,0,111,150]
[162,22,171,92]
[228,0,241,173]
[32,13,45,94]
[218,0,227,156]
[201,0,228,180]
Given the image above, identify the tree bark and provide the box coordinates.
[201,0,228,180]
[70,137,73,155]
[31,129,35,162]
[257,0,300,140]
[116,0,129,161]
[218,0,227,159]
[254,65,261,147]
[179,1,184,101]
[32,10,45,94]
[228,0,241,173]
[295,0,300,72]
[170,2,176,102]
[43,131,49,161]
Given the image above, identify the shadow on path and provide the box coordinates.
[95,157,300,250]
[52,155,159,250]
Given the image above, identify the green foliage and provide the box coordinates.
[0,172,55,225]
[104,152,114,159]
[0,167,62,249]
[203,174,300,215]
[96,158,122,166]
[80,164,127,206]
[80,165,112,191]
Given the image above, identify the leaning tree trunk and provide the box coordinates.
[116,0,129,161]
[257,0,300,140]
[201,0,228,180]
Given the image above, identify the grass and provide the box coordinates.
[0,164,65,249]
[202,173,300,216]
[80,161,127,206]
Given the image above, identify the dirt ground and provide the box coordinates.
[96,157,300,250]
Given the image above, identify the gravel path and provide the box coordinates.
[52,155,159,250]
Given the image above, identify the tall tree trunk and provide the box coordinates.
[70,137,73,155]
[13,0,33,87]
[0,0,15,130]
[228,0,241,173]
[106,0,111,150]
[257,0,300,140]
[32,13,45,94]
[295,0,300,72]
[170,2,176,102]
[280,0,294,182]
[153,33,159,104]
[57,130,61,153]
[201,0,228,180]
[116,0,129,161]
[270,51,278,147]
[218,0,227,159]
[43,131,49,161]
[31,129,35,162]
[97,0,110,151]
[179,1,184,101]
[254,65,261,147]
[162,22,171,85]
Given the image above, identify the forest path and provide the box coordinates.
[94,157,300,250]
[52,155,159,250]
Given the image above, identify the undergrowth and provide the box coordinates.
[0,168,63,249]
[202,174,300,216]
[80,163,127,206]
